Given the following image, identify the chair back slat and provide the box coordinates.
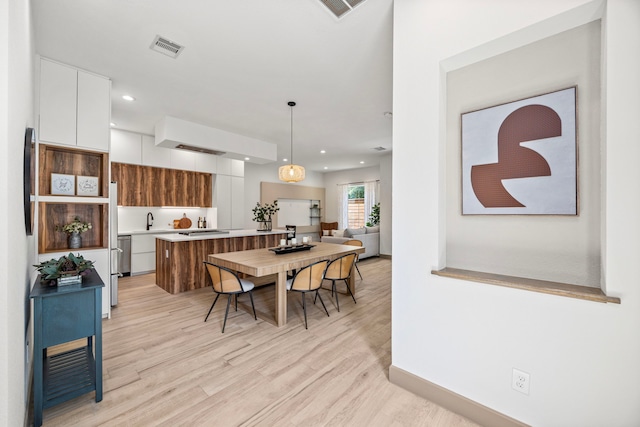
[290,260,329,291]
[204,262,243,293]
[325,253,357,280]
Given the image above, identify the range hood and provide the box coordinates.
[155,116,277,164]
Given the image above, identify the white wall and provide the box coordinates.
[1,0,36,425]
[392,0,640,426]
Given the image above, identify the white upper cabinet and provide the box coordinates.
[39,58,111,151]
[39,60,77,145]
[77,71,111,150]
[216,157,231,175]
[142,135,170,168]
[194,153,217,173]
[170,149,196,171]
[231,159,244,177]
[110,129,142,164]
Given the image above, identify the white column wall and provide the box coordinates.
[392,0,640,425]
[2,0,36,425]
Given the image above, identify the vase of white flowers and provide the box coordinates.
[56,216,92,249]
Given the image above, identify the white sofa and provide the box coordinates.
[320,226,380,259]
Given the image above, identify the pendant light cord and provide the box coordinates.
[288,101,296,165]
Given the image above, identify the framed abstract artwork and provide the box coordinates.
[461,86,577,215]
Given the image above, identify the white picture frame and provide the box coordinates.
[51,173,75,195]
[77,175,100,197]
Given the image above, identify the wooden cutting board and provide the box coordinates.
[175,214,192,229]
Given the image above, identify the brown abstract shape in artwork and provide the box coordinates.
[471,104,561,208]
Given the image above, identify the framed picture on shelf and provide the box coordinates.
[51,173,75,195]
[77,175,99,197]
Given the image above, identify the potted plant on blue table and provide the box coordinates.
[34,252,95,286]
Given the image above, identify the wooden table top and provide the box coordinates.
[207,242,365,277]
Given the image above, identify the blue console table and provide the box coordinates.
[30,269,104,427]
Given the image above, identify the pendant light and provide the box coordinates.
[278,101,305,183]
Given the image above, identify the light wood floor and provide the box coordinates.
[41,257,479,427]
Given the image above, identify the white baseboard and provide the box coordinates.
[389,365,529,427]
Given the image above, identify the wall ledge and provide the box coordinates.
[432,267,620,304]
[389,365,529,427]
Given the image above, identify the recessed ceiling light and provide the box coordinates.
[320,150,326,154]
[283,158,288,162]
[122,95,135,101]
[110,122,116,127]
[360,161,365,164]
[244,157,250,161]
[324,166,328,170]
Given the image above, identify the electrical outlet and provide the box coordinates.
[512,368,530,395]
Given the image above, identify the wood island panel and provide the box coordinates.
[156,233,287,294]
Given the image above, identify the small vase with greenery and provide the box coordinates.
[34,252,95,286]
[366,202,380,227]
[56,216,92,249]
[252,200,279,231]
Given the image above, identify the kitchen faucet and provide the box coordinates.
[146,212,154,230]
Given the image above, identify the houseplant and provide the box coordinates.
[252,200,279,231]
[34,252,95,286]
[56,216,92,249]
[366,202,380,227]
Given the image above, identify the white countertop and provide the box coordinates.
[153,229,288,242]
[118,228,219,236]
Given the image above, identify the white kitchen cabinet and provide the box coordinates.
[39,60,77,145]
[195,152,217,173]
[39,58,110,151]
[170,149,196,171]
[142,135,171,168]
[216,157,232,175]
[131,234,156,275]
[214,174,231,230]
[110,129,142,164]
[214,174,244,230]
[231,176,245,229]
[231,159,244,177]
[77,71,111,150]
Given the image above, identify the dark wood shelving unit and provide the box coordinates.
[38,202,108,253]
[39,144,109,197]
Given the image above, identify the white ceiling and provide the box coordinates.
[31,0,394,172]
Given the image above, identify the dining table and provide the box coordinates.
[207,241,365,326]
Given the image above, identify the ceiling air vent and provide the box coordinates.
[150,35,185,59]
[175,144,225,156]
[319,0,366,19]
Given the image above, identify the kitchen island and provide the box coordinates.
[155,229,288,294]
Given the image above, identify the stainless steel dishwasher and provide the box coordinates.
[117,235,131,277]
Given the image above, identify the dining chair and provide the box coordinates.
[287,259,330,329]
[319,221,338,239]
[322,252,357,312]
[343,239,364,280]
[203,261,257,333]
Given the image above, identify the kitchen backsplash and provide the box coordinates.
[117,207,217,232]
